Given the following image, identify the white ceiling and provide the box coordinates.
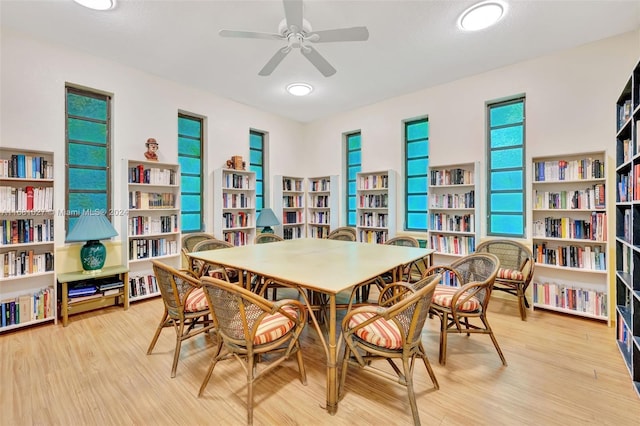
[1,0,639,123]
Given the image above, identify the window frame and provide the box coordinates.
[249,130,266,213]
[345,131,361,227]
[178,112,204,233]
[404,117,429,232]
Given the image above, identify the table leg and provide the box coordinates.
[326,294,338,415]
[61,281,69,327]
[122,272,129,310]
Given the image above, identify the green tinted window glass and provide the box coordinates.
[181,214,201,232]
[406,121,428,140]
[181,175,201,193]
[68,192,108,212]
[407,213,428,230]
[490,102,524,127]
[181,194,202,212]
[68,168,107,190]
[250,130,265,213]
[67,118,107,144]
[179,156,201,175]
[407,158,428,176]
[178,116,201,138]
[407,140,428,157]
[345,132,361,227]
[490,170,523,191]
[68,143,107,167]
[491,147,523,169]
[178,136,201,156]
[407,194,428,210]
[67,93,107,120]
[178,114,203,232]
[490,214,524,236]
[490,193,523,212]
[490,125,523,148]
[404,118,428,231]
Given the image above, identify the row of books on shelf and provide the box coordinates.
[1,250,54,278]
[621,209,635,244]
[532,212,607,241]
[429,191,474,209]
[128,165,177,185]
[620,243,634,275]
[358,194,388,208]
[0,218,54,245]
[359,212,388,228]
[359,174,389,190]
[129,238,178,260]
[129,274,158,298]
[359,230,389,244]
[0,287,54,328]
[282,195,303,208]
[223,172,251,190]
[618,99,633,128]
[309,211,330,224]
[429,234,475,255]
[310,195,330,208]
[617,164,640,202]
[283,227,303,240]
[129,215,178,236]
[429,168,474,186]
[283,211,303,224]
[223,230,250,246]
[533,242,606,271]
[0,185,54,212]
[222,212,251,229]
[68,279,124,302]
[309,179,331,192]
[222,193,251,208]
[532,280,607,317]
[0,155,53,180]
[429,213,475,233]
[308,226,330,239]
[533,157,605,182]
[282,178,303,192]
[620,138,640,164]
[616,316,633,358]
[533,184,605,210]
[129,191,176,209]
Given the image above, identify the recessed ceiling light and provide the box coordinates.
[458,1,506,31]
[286,83,313,97]
[73,0,117,11]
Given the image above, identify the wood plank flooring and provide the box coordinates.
[1,295,639,425]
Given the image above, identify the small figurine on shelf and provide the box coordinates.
[144,138,159,161]
[225,155,246,170]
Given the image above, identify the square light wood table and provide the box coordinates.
[189,238,434,415]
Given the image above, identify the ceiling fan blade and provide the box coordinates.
[219,30,284,41]
[283,0,303,32]
[259,46,292,76]
[301,45,336,77]
[307,27,370,43]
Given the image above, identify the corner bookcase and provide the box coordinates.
[531,152,609,322]
[356,170,396,243]
[427,162,478,261]
[615,60,640,397]
[123,159,181,302]
[306,175,338,239]
[273,175,306,240]
[213,168,256,245]
[0,147,56,331]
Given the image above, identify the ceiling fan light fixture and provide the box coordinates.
[73,0,117,11]
[286,83,313,96]
[458,1,505,31]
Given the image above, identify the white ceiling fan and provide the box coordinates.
[219,0,369,77]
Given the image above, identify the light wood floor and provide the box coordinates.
[1,294,639,425]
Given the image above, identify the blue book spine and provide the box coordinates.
[17,155,26,178]
[1,302,6,327]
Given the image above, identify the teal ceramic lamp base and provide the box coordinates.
[261,227,274,234]
[80,240,107,274]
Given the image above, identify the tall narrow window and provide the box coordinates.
[345,132,361,226]
[249,130,265,212]
[404,118,429,231]
[65,86,111,234]
[178,113,203,233]
[487,97,525,237]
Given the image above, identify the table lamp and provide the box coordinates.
[66,211,118,274]
[255,208,279,234]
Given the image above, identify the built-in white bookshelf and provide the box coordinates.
[213,168,256,246]
[273,175,306,240]
[0,147,56,331]
[356,170,396,243]
[531,152,609,322]
[427,162,478,260]
[122,159,180,302]
[306,176,338,239]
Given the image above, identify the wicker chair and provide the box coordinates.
[190,238,237,280]
[327,226,357,240]
[254,232,284,244]
[181,232,215,273]
[475,239,535,321]
[198,276,307,426]
[327,230,357,241]
[339,273,442,426]
[147,260,217,378]
[424,253,507,366]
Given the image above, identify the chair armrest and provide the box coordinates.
[342,305,388,331]
[378,282,415,307]
[273,298,308,324]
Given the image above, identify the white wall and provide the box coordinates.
[302,30,640,237]
[0,30,305,244]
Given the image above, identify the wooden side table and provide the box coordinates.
[57,265,129,327]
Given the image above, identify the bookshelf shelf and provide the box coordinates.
[356,170,396,243]
[615,60,640,399]
[122,159,180,302]
[531,151,609,323]
[306,176,339,238]
[213,168,256,246]
[427,162,478,259]
[274,175,306,240]
[0,147,56,332]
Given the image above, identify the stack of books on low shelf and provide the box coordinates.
[68,284,99,303]
[97,279,124,296]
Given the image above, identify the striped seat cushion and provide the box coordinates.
[349,312,402,350]
[253,306,297,345]
[497,268,524,281]
[184,287,208,313]
[432,285,480,312]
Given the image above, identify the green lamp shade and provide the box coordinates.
[66,211,118,272]
[256,208,280,234]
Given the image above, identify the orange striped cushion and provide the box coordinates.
[432,285,480,312]
[184,288,209,313]
[254,307,297,345]
[349,312,402,350]
[497,268,524,281]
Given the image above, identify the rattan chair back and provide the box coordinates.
[327,226,357,239]
[327,230,357,241]
[254,233,285,244]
